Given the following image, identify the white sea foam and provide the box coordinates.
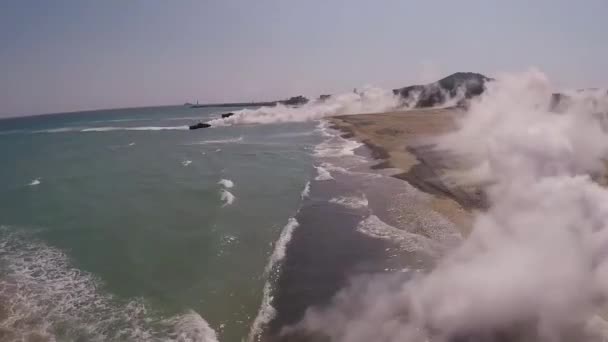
[314,136,363,158]
[35,127,83,133]
[249,218,299,342]
[182,160,192,166]
[81,126,189,132]
[0,226,218,341]
[218,179,234,188]
[220,189,235,206]
[28,178,41,186]
[301,181,311,199]
[264,218,299,275]
[128,142,136,146]
[315,120,334,137]
[32,125,189,134]
[188,136,243,145]
[356,215,435,254]
[161,310,219,342]
[320,162,350,174]
[268,131,316,139]
[208,87,400,126]
[329,194,369,210]
[314,165,333,181]
[247,282,276,342]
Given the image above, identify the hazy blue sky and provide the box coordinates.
[1,0,607,117]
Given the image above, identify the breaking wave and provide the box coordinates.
[314,165,334,181]
[188,136,244,145]
[249,218,299,342]
[300,181,311,199]
[0,226,218,342]
[314,135,363,158]
[218,179,234,188]
[356,215,436,255]
[329,194,369,210]
[81,126,189,132]
[32,126,190,133]
[220,189,235,206]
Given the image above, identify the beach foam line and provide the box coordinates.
[264,217,299,275]
[187,136,243,145]
[300,181,311,199]
[0,226,218,342]
[356,215,436,255]
[31,126,189,133]
[249,217,299,342]
[81,126,189,132]
[314,135,363,158]
[247,282,276,342]
[329,194,369,210]
[314,165,333,181]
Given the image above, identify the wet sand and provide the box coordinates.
[263,110,471,341]
[330,108,482,236]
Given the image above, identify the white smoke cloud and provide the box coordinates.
[285,69,608,342]
[207,86,401,126]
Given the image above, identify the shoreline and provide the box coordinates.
[329,108,480,236]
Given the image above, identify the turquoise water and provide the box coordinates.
[0,106,320,341]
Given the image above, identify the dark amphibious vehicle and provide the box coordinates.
[189,112,235,130]
[188,122,211,130]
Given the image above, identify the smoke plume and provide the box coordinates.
[207,87,402,126]
[286,69,608,342]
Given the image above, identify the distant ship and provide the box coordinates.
[189,100,205,108]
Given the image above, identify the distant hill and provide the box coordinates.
[393,72,492,108]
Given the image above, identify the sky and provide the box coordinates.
[0,0,607,117]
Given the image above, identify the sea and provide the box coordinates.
[0,103,460,341]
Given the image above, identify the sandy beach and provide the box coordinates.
[330,108,482,236]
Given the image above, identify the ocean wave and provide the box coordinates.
[35,127,83,133]
[313,135,363,158]
[320,162,351,174]
[0,226,218,342]
[314,165,333,181]
[329,194,369,210]
[356,215,435,254]
[315,120,334,138]
[247,282,275,342]
[264,218,299,275]
[218,179,234,188]
[300,181,311,199]
[187,136,243,145]
[220,189,235,206]
[249,218,299,342]
[32,125,190,133]
[28,178,41,186]
[81,126,189,132]
[267,131,316,139]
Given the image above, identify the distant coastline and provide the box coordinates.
[186,95,310,108]
[186,101,278,108]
